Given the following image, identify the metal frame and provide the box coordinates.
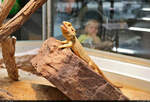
[42,0,53,40]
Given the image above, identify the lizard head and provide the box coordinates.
[60,21,76,40]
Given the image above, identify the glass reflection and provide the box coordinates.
[53,0,150,59]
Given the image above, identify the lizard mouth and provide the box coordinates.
[61,25,67,31]
[61,22,67,31]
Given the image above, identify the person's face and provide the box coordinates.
[86,23,99,36]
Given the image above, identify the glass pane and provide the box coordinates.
[18,7,42,40]
[52,0,150,60]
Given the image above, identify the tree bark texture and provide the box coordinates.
[0,0,15,26]
[31,37,129,100]
[0,0,47,41]
[1,37,19,81]
[0,54,40,76]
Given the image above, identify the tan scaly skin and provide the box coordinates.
[58,21,122,88]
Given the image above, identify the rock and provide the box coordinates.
[31,37,128,100]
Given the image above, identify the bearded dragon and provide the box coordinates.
[58,21,121,88]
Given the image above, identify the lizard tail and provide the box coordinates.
[89,61,122,88]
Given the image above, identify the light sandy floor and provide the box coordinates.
[0,69,69,100]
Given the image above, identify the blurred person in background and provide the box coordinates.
[78,19,113,51]
[54,0,76,37]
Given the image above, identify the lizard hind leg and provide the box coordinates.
[88,61,98,72]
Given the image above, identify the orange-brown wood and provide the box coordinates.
[0,0,15,26]
[1,37,18,81]
[0,0,47,41]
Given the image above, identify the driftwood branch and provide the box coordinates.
[1,37,19,81]
[0,0,48,79]
[0,0,47,80]
[0,0,47,41]
[0,0,15,26]
[0,0,17,81]
[0,54,40,76]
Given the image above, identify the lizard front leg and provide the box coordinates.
[58,40,73,49]
[56,39,68,44]
[59,40,68,44]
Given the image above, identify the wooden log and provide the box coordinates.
[1,37,19,81]
[31,37,129,100]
